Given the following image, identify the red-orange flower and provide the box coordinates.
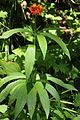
[29,3,42,15]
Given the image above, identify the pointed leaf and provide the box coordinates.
[35,82,50,119]
[46,83,60,101]
[9,80,26,105]
[37,34,47,60]
[0,28,31,39]
[0,80,25,102]
[25,45,35,80]
[15,82,27,119]
[43,32,70,59]
[0,72,26,88]
[46,74,77,91]
[27,86,36,119]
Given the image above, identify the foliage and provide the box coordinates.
[0,0,80,120]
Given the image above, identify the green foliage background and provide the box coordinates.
[0,0,80,120]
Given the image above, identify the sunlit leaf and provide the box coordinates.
[37,34,47,60]
[12,46,26,57]
[0,105,7,113]
[25,45,35,80]
[75,28,80,32]
[0,60,21,75]
[0,11,7,18]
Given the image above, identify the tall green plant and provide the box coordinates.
[0,25,77,119]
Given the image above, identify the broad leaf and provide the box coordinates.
[0,72,26,88]
[25,45,35,80]
[0,105,7,113]
[35,82,50,119]
[0,80,25,102]
[0,60,21,75]
[46,74,77,91]
[43,32,70,59]
[27,86,36,119]
[46,83,60,101]
[37,34,47,60]
[15,82,27,119]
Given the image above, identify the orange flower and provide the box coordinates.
[29,3,42,15]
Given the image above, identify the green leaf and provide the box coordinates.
[35,82,50,119]
[74,93,80,107]
[0,28,31,39]
[1,118,9,120]
[54,110,64,119]
[43,32,70,59]
[51,117,57,120]
[15,82,27,119]
[0,105,7,113]
[75,28,80,33]
[27,86,36,119]
[0,60,21,75]
[0,72,26,88]
[0,11,7,18]
[0,80,25,102]
[12,46,26,57]
[46,74,77,91]
[45,14,62,21]
[9,80,26,105]
[73,116,80,120]
[37,34,47,60]
[46,83,60,101]
[25,45,35,80]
